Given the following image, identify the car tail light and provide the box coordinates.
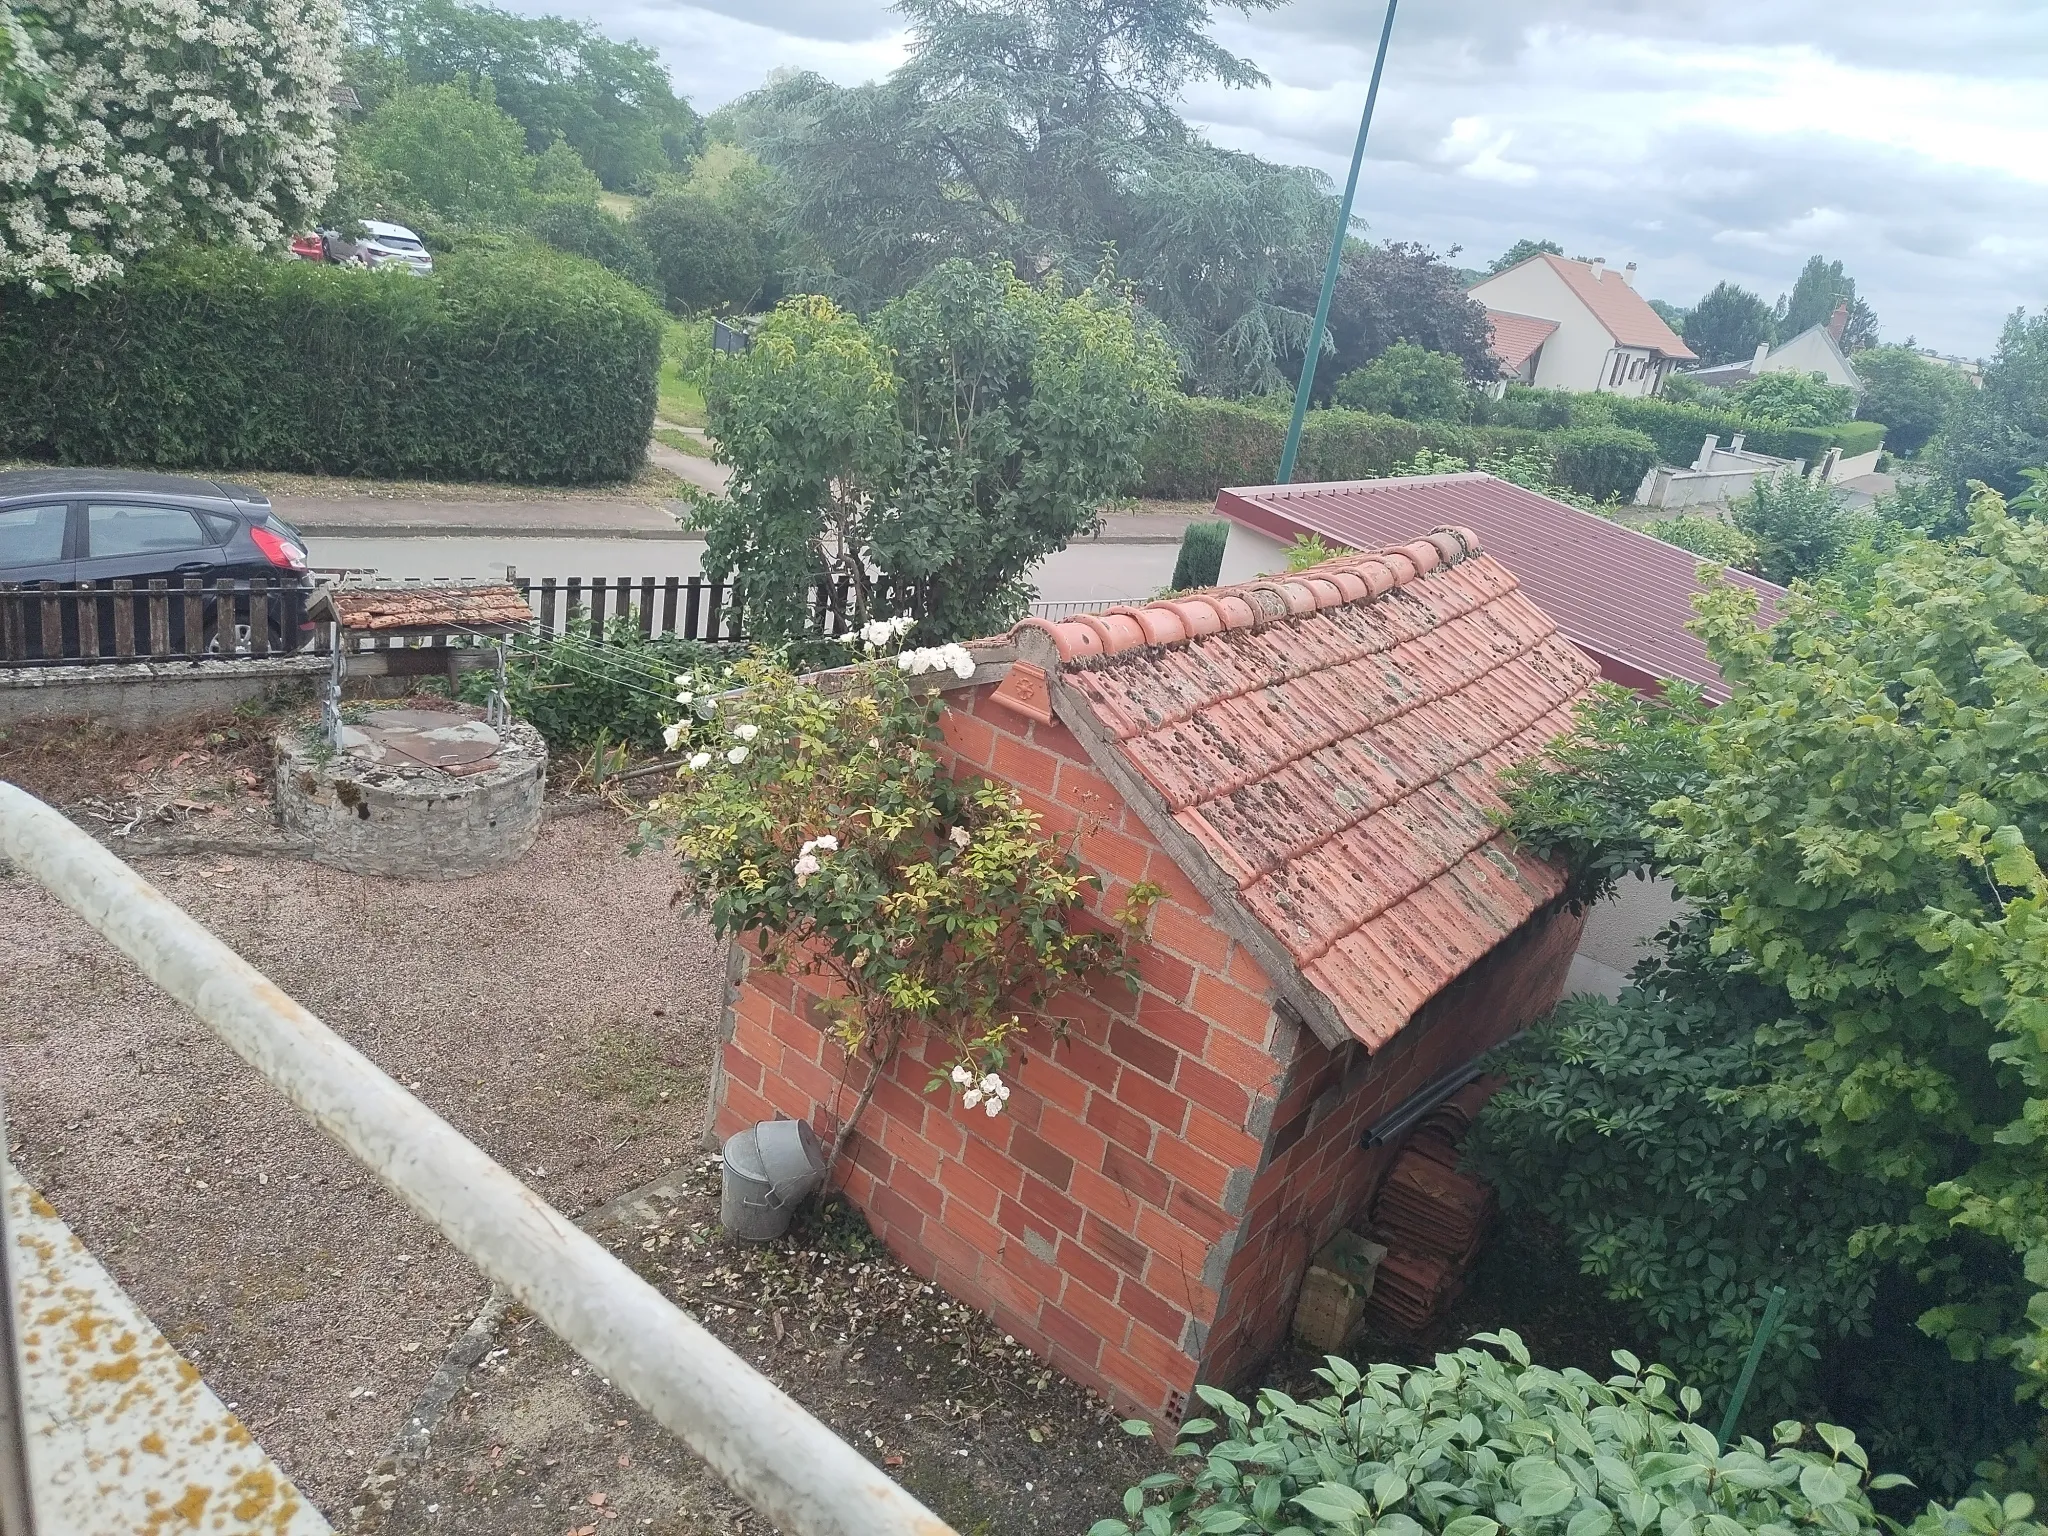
[250,525,307,571]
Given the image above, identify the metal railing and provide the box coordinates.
[0,781,955,1536]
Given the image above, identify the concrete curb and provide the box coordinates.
[295,523,699,541]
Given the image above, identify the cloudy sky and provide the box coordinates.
[550,0,2044,358]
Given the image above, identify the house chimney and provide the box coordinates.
[1591,257,1606,282]
[1827,300,1849,343]
[1621,262,1637,288]
[1752,341,1770,367]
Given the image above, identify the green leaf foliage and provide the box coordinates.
[458,619,731,752]
[345,0,702,190]
[0,242,662,483]
[1095,1335,1933,1536]
[1854,348,1970,458]
[1731,372,1860,431]
[1172,521,1230,591]
[1728,472,1870,585]
[1661,488,2048,1398]
[1649,515,1762,571]
[349,80,538,222]
[525,197,660,295]
[1549,427,1658,504]
[702,259,1178,644]
[1932,311,2048,502]
[1685,282,1776,368]
[1332,343,1469,422]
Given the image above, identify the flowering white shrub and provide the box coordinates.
[0,0,341,289]
[898,642,976,680]
[840,614,917,654]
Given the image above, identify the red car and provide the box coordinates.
[289,233,325,262]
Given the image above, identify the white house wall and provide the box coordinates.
[1469,263,1617,395]
[1760,328,1859,389]
[1217,523,1294,587]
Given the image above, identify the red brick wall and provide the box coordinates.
[715,678,1290,1422]
[714,671,1585,1420]
[1200,900,1585,1384]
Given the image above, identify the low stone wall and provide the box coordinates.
[274,718,547,880]
[0,657,326,728]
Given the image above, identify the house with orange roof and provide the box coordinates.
[1469,254,1695,396]
[709,528,1600,1424]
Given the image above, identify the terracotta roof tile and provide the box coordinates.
[1010,527,1599,1051]
[1535,255,1697,360]
[1485,310,1559,372]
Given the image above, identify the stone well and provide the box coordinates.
[275,707,547,879]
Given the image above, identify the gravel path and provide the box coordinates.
[0,810,726,1520]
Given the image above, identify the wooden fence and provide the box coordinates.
[0,579,308,666]
[509,574,929,644]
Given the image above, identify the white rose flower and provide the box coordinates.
[892,615,916,637]
[812,835,839,852]
[726,746,748,765]
[688,751,712,770]
[984,1097,1004,1117]
[979,1073,1002,1095]
[950,1064,972,1086]
[662,721,684,751]
[792,853,821,885]
[951,651,976,680]
[961,1088,983,1109]
[733,722,759,742]
[676,692,693,706]
[674,674,691,686]
[948,826,971,849]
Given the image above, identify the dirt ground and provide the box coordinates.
[0,786,724,1515]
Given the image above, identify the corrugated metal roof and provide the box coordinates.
[1013,529,1598,1051]
[1484,310,1558,372]
[1213,474,1782,702]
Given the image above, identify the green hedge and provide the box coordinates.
[1549,426,1658,502]
[1604,396,1884,471]
[1139,397,1560,500]
[0,242,664,484]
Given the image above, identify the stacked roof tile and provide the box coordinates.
[1013,528,1599,1051]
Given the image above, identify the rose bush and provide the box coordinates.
[648,627,1153,1166]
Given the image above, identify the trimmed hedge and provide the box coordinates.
[1137,396,1639,503]
[1549,426,1657,503]
[0,242,664,484]
[1604,396,1883,471]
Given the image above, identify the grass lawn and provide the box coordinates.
[658,318,709,429]
[652,425,714,458]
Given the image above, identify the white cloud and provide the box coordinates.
[528,0,2046,356]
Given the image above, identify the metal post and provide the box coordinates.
[0,783,954,1536]
[323,633,344,750]
[1276,0,1401,485]
[1715,1285,1787,1450]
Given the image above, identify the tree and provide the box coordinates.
[526,199,658,294]
[349,80,532,221]
[1854,346,1969,457]
[1684,281,1775,367]
[1315,240,1497,395]
[721,1,1336,395]
[1,0,341,290]
[702,259,1177,645]
[1487,236,1561,273]
[1331,342,1467,420]
[1934,310,2048,501]
[634,145,789,315]
[1776,254,1879,348]
[1731,369,1857,427]
[344,0,701,190]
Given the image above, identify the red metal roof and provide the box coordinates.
[1535,254,1696,360]
[1485,310,1558,373]
[1011,529,1598,1052]
[1212,474,1782,702]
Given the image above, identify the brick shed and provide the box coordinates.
[708,527,1601,1422]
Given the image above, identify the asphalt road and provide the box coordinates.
[303,532,1183,609]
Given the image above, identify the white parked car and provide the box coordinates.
[322,220,433,274]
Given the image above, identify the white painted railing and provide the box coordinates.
[0,780,956,1536]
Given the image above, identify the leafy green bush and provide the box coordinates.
[1171,521,1229,590]
[526,199,662,296]
[1603,397,1882,472]
[461,620,735,753]
[1729,471,1868,584]
[1331,343,1469,421]
[1732,370,1859,428]
[0,243,663,483]
[1651,514,1761,569]
[1093,1333,1935,1536]
[1549,426,1657,502]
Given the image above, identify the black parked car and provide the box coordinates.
[0,469,316,658]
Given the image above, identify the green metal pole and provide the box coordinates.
[1716,1285,1788,1450]
[1275,0,1400,485]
